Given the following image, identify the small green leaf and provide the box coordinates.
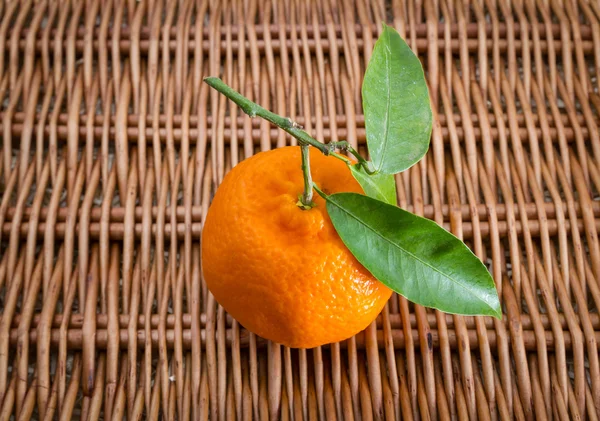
[350,164,397,205]
[326,193,501,318]
[363,23,432,174]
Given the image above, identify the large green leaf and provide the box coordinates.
[350,163,397,205]
[362,24,432,174]
[325,193,501,318]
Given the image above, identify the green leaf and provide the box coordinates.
[362,23,432,174]
[325,193,501,318]
[350,164,397,205]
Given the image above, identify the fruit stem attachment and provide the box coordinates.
[298,144,315,210]
[204,77,329,155]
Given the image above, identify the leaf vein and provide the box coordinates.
[376,28,393,173]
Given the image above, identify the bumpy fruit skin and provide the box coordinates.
[202,146,392,348]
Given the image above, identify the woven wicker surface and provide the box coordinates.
[0,0,599,419]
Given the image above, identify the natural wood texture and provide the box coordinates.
[0,0,599,419]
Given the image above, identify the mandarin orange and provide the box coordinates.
[201,146,392,348]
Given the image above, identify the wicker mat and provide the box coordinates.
[1,0,599,419]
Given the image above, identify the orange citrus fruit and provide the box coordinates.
[201,146,392,348]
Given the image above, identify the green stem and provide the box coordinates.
[330,143,376,174]
[299,144,314,209]
[329,151,352,164]
[312,183,327,199]
[204,77,377,207]
[326,141,350,152]
[204,77,329,155]
[344,145,377,174]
